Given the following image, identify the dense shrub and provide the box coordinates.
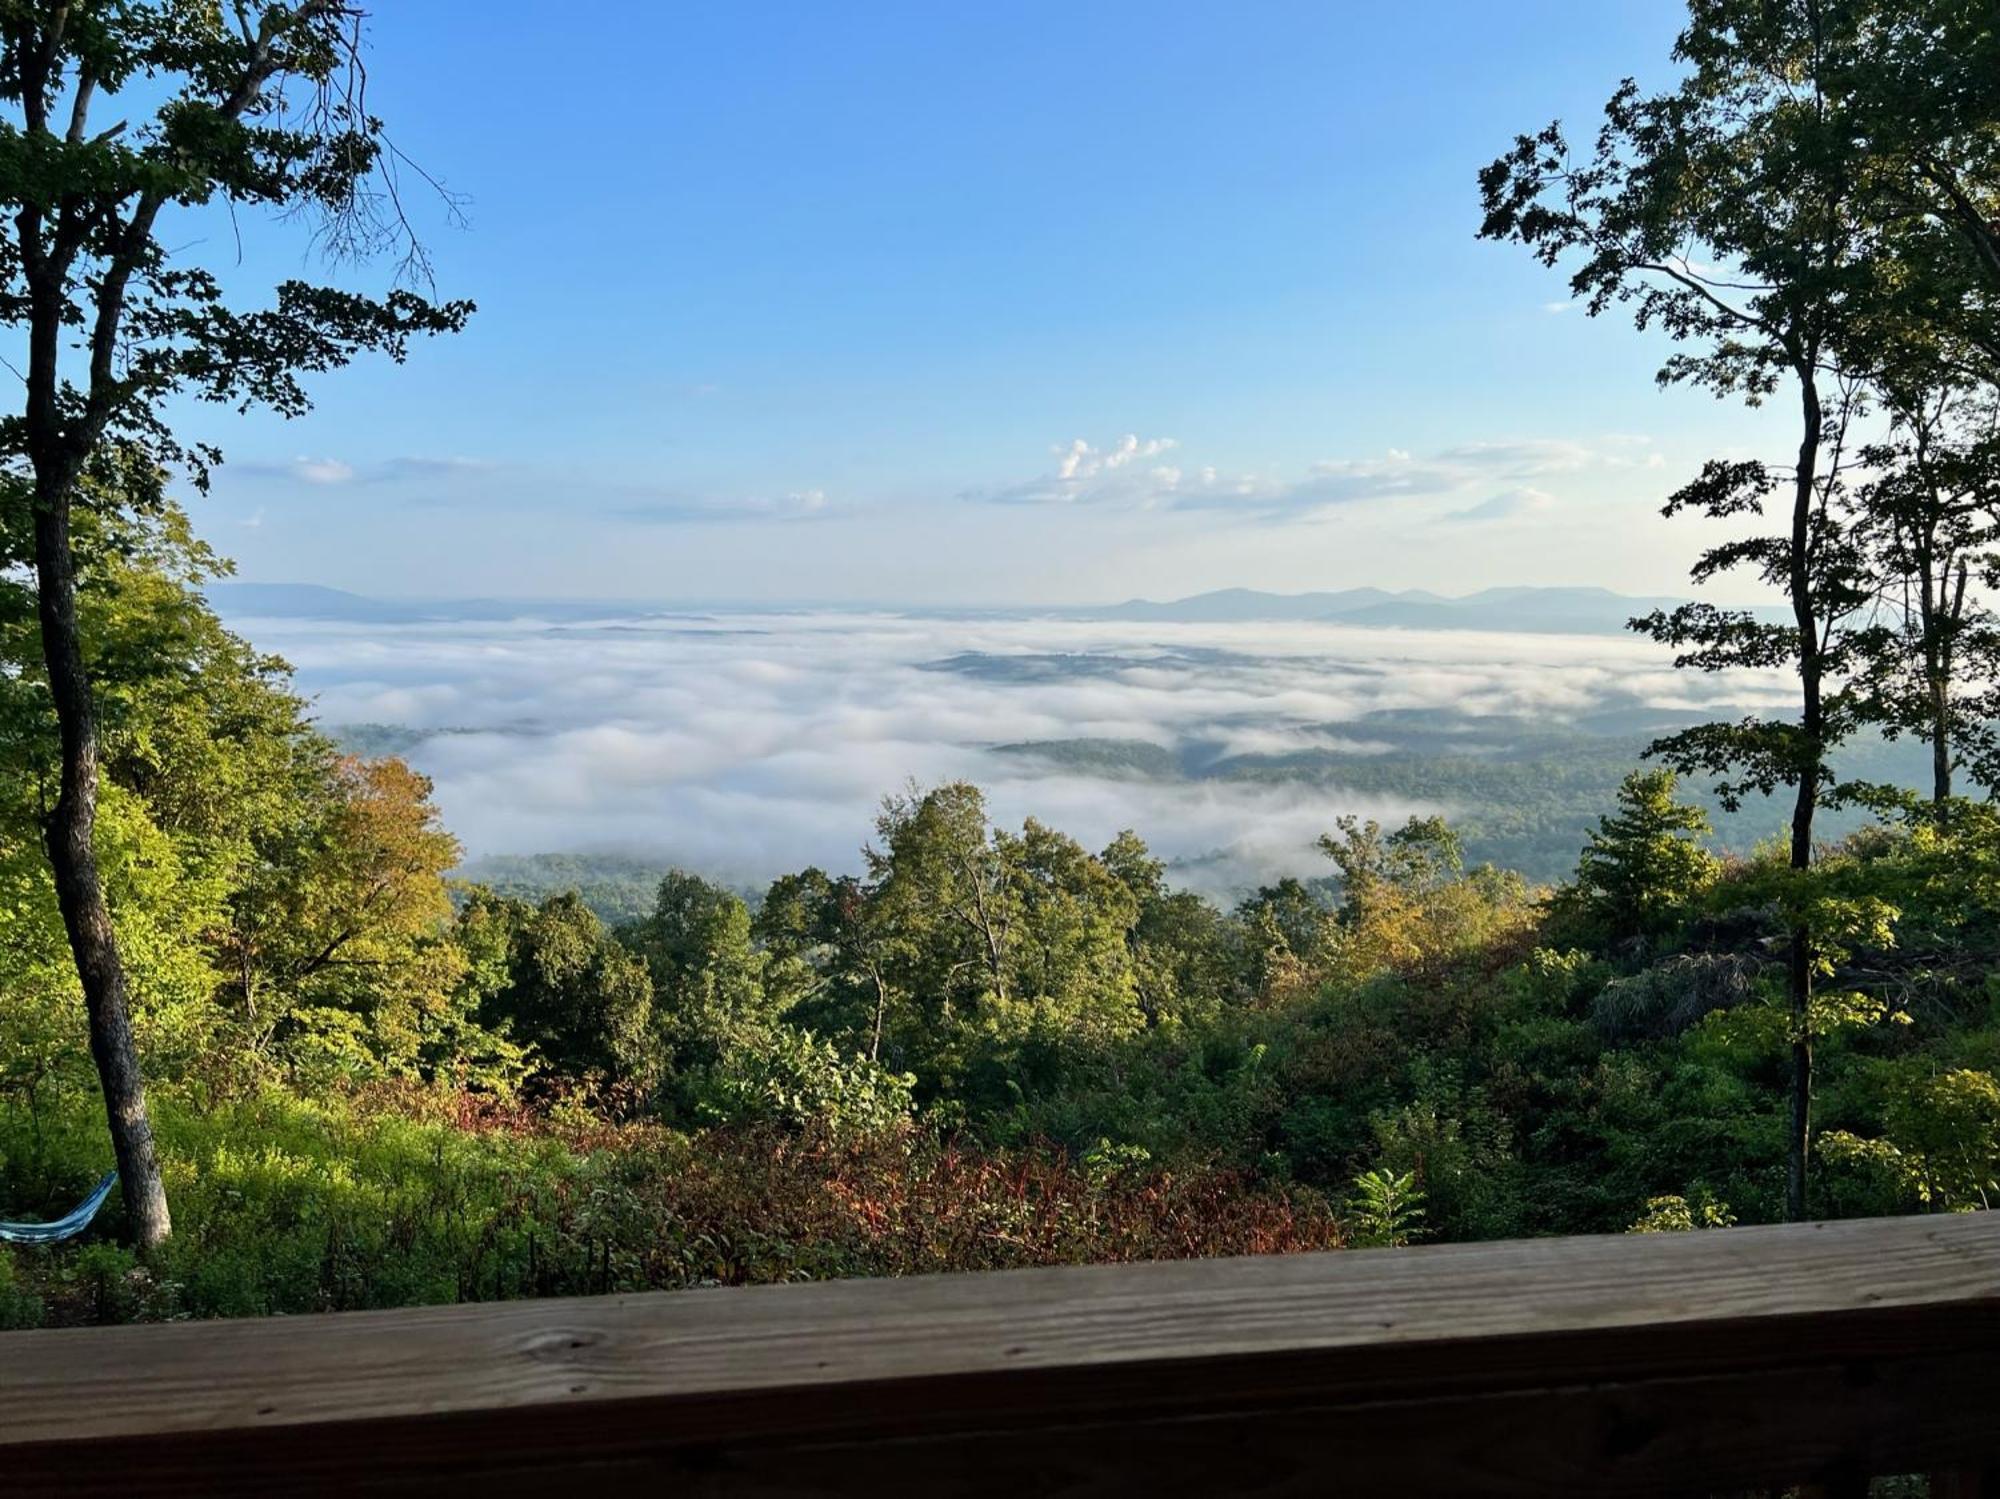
[0,1087,1340,1327]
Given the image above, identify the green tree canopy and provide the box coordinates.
[0,0,471,1244]
[1567,770,1720,941]
[470,891,652,1095]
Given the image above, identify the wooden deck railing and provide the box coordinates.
[2,1211,1997,1496]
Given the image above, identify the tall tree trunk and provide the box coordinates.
[1931,675,1953,809]
[868,968,888,1063]
[1930,561,1966,819]
[1785,375,1824,1225]
[31,480,172,1250]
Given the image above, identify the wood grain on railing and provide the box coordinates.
[3,1211,1998,1496]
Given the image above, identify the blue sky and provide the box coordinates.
[179,1,1795,604]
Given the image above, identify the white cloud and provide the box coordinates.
[231,452,839,528]
[1598,433,1668,470]
[969,441,1461,516]
[237,455,494,487]
[1056,434,1179,481]
[1446,487,1557,524]
[292,457,356,485]
[965,433,1668,521]
[1436,439,1596,477]
[239,609,1790,899]
[979,435,1185,504]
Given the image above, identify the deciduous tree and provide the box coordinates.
[1849,387,2000,810]
[1481,0,1881,1219]
[471,891,652,1093]
[0,2,470,1243]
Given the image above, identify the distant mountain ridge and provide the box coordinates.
[1088,587,1450,623]
[1087,586,1777,635]
[207,583,417,622]
[208,582,1778,637]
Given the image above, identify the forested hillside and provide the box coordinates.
[0,0,1998,1335]
[4,529,2000,1322]
[993,717,1934,884]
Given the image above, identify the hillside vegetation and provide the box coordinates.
[0,0,1998,1330]
[4,528,1999,1323]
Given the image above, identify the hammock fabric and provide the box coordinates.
[0,1172,117,1245]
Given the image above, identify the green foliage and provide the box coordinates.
[2,0,1997,1319]
[0,1088,1341,1326]
[1080,1137,1154,1185]
[0,1247,43,1329]
[1481,0,2000,1228]
[471,891,648,1091]
[1346,1169,1426,1249]
[455,853,676,927]
[0,512,529,1118]
[1001,720,1919,886]
[1314,815,1534,987]
[1628,1193,1736,1234]
[863,783,1147,1077]
[698,1030,915,1137]
[622,871,776,1110]
[1321,814,1463,901]
[1824,1068,2000,1210]
[1564,770,1719,941]
[6,518,1999,1288]
[0,7,474,489]
[4,724,1999,1322]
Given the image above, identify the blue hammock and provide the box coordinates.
[0,1172,117,1245]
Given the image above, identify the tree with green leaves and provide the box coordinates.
[867,782,1016,1035]
[1234,877,1336,1006]
[223,756,456,1022]
[469,891,652,1094]
[1309,814,1532,986]
[0,481,534,1108]
[855,784,1150,1092]
[1101,828,1245,1029]
[755,866,901,1061]
[994,817,1141,1045]
[1837,1,2000,380]
[1849,386,2000,811]
[1821,7,2000,815]
[0,3,470,1244]
[1319,814,1463,907]
[621,871,773,1110]
[225,754,524,1091]
[1823,1065,2000,1212]
[1567,770,1720,942]
[1481,0,1883,1220]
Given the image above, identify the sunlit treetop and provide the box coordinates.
[0,1,472,496]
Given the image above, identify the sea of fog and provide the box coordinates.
[220,608,1797,897]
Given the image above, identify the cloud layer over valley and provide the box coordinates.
[227,608,1798,897]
